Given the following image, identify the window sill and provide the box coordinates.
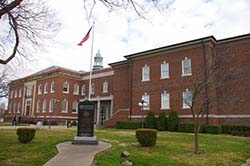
[160,108,170,110]
[160,77,170,80]
[44,92,48,94]
[141,79,150,82]
[50,91,55,93]
[182,107,190,109]
[61,111,68,113]
[181,74,192,77]
[72,112,77,114]
[63,91,69,94]
[73,93,79,95]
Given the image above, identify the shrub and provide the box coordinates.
[204,125,221,134]
[221,125,250,134]
[156,111,167,131]
[136,128,157,147]
[16,128,36,143]
[145,111,156,129]
[231,131,250,137]
[116,121,142,129]
[178,123,194,133]
[167,110,179,131]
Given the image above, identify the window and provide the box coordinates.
[90,83,95,94]
[81,84,86,95]
[142,93,150,110]
[37,100,40,113]
[19,89,22,97]
[26,86,33,96]
[42,100,47,112]
[161,91,170,109]
[17,102,21,113]
[13,103,16,114]
[182,57,192,76]
[50,81,55,93]
[142,64,150,81]
[49,99,54,112]
[14,90,18,98]
[61,99,68,113]
[10,90,13,98]
[161,62,169,79]
[63,82,69,93]
[38,84,42,95]
[183,89,192,109]
[44,82,48,94]
[103,81,108,93]
[8,103,12,113]
[72,100,78,113]
[73,83,79,95]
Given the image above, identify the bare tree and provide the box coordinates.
[82,0,167,20]
[181,42,250,154]
[0,69,9,98]
[0,0,59,65]
[0,102,6,120]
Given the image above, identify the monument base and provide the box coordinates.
[72,136,98,145]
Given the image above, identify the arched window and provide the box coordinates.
[51,81,55,93]
[44,82,48,93]
[63,82,69,93]
[81,84,86,95]
[38,84,42,95]
[42,99,47,112]
[49,99,54,112]
[73,83,79,95]
[103,81,108,93]
[36,100,40,113]
[72,100,78,113]
[61,99,68,113]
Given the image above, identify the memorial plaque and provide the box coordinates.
[77,100,95,137]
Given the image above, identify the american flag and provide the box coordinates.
[77,26,93,46]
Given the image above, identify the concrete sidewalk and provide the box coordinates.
[44,141,111,166]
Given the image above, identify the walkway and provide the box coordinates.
[44,141,111,166]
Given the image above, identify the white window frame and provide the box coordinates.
[72,100,78,114]
[161,62,169,79]
[14,90,17,98]
[50,81,55,93]
[161,91,170,110]
[183,89,193,109]
[18,89,22,97]
[73,83,79,95]
[63,82,69,94]
[42,99,47,112]
[38,84,42,95]
[17,102,21,113]
[90,83,95,94]
[81,84,86,95]
[142,93,150,110]
[61,99,68,113]
[8,103,12,113]
[26,86,33,96]
[10,90,13,98]
[142,64,150,81]
[37,100,40,113]
[44,82,48,94]
[49,99,54,112]
[182,57,192,76]
[103,81,108,93]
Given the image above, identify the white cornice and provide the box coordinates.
[82,71,114,80]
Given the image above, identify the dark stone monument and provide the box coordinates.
[72,100,98,145]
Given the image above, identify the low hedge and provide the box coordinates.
[204,125,221,134]
[16,128,36,143]
[136,128,157,147]
[231,131,250,137]
[116,121,142,129]
[178,123,194,133]
[221,125,250,134]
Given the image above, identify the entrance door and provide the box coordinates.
[99,103,111,126]
[25,99,31,116]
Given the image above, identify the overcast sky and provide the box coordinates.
[7,0,250,78]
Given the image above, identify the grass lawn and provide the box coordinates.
[0,128,249,166]
[0,122,12,126]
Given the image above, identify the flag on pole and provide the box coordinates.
[77,26,93,46]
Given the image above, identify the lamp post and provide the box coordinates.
[138,97,148,128]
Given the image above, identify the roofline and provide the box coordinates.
[109,60,128,67]
[218,33,250,44]
[124,36,217,59]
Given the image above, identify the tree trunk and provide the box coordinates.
[194,117,199,154]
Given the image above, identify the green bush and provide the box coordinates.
[178,123,194,133]
[116,121,142,129]
[16,128,36,143]
[156,111,167,131]
[145,111,156,129]
[136,128,157,147]
[167,110,179,131]
[204,125,221,134]
[221,125,250,134]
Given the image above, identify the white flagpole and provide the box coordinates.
[88,22,95,101]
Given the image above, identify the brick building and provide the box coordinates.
[5,34,250,127]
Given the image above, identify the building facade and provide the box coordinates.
[5,34,250,127]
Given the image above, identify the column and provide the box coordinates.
[96,100,100,127]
